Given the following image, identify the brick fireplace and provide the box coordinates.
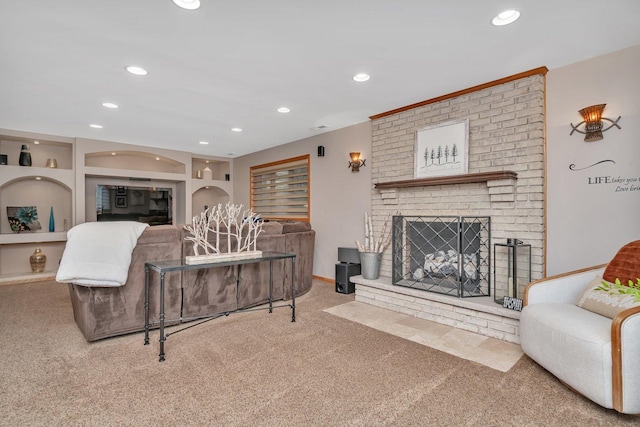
[353,69,547,344]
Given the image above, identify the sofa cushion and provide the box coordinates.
[260,221,283,235]
[281,221,311,233]
[576,275,640,319]
[603,240,640,284]
[137,225,182,245]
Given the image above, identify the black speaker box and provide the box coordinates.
[338,247,360,264]
[335,281,355,294]
[335,262,360,294]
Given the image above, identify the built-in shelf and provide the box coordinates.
[83,166,185,181]
[0,270,57,285]
[1,130,75,281]
[191,178,232,193]
[0,231,67,245]
[0,164,75,184]
[374,171,517,189]
[85,151,185,174]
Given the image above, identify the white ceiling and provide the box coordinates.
[1,1,639,158]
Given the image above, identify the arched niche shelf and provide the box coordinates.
[85,150,186,174]
[192,186,231,215]
[0,176,73,235]
[0,175,72,192]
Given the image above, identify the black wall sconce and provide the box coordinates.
[570,103,621,142]
[348,152,366,172]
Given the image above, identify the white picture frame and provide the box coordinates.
[415,119,469,178]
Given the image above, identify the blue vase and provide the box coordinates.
[49,206,55,232]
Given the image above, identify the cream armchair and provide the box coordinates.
[520,264,640,414]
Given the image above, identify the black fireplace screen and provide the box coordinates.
[392,215,491,297]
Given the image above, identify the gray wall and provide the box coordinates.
[233,121,372,279]
[546,44,640,274]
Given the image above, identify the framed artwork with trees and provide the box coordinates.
[414,118,468,179]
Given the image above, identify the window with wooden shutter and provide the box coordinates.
[250,154,310,221]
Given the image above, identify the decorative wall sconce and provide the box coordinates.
[570,104,621,142]
[348,152,366,172]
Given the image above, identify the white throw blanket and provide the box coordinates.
[56,221,149,287]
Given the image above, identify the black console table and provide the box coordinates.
[144,251,296,361]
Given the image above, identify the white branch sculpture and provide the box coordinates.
[355,212,393,253]
[184,202,264,264]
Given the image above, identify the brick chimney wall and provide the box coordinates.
[370,73,545,286]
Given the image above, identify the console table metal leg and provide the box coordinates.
[269,260,273,313]
[144,265,150,345]
[159,271,166,362]
[291,257,296,322]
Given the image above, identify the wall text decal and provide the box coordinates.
[568,160,616,171]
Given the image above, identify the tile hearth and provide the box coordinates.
[324,301,523,372]
[350,275,522,345]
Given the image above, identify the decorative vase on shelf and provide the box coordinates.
[49,206,55,232]
[202,166,213,180]
[30,248,47,273]
[19,144,32,166]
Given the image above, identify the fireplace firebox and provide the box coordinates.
[392,215,491,298]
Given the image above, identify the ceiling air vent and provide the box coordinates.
[311,125,329,131]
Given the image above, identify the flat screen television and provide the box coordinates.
[96,185,172,225]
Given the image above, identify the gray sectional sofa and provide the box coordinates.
[67,221,315,341]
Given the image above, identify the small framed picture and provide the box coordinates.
[116,186,127,195]
[115,195,127,208]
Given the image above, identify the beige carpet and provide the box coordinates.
[0,279,638,426]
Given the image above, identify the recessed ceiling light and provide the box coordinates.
[102,102,118,109]
[155,157,160,161]
[33,140,40,144]
[199,141,209,145]
[172,0,200,10]
[277,107,290,113]
[491,10,520,26]
[353,73,371,82]
[111,152,116,156]
[125,65,148,76]
[227,153,235,156]
[89,124,103,129]
[35,176,42,181]
[231,128,242,132]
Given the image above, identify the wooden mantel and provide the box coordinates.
[374,171,517,189]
